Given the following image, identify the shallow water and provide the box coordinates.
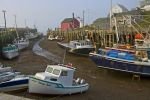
[32,38,61,64]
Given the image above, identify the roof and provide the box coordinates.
[114,10,142,16]
[61,18,78,23]
[47,65,75,71]
[117,4,128,12]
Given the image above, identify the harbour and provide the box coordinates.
[0,0,150,100]
[0,37,150,100]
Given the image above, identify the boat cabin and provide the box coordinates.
[70,39,93,49]
[2,44,18,51]
[35,65,75,86]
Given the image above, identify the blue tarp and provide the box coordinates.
[106,50,135,60]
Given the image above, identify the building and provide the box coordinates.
[111,10,142,28]
[92,18,110,30]
[61,18,80,31]
[140,0,150,7]
[109,4,128,17]
[140,0,150,11]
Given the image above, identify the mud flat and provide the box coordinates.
[0,37,150,100]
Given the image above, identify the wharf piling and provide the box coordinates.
[47,29,136,49]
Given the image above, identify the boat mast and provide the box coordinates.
[110,0,112,31]
[83,10,85,27]
[2,10,6,30]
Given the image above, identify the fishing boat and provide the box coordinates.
[2,44,19,59]
[57,39,95,56]
[13,16,29,51]
[89,48,150,76]
[25,32,38,40]
[0,75,29,92]
[14,38,29,50]
[48,35,64,41]
[0,71,20,83]
[0,63,12,73]
[29,64,89,95]
[48,35,58,41]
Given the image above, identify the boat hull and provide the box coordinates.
[0,78,28,92]
[89,53,150,76]
[69,48,95,56]
[15,42,29,50]
[57,42,95,56]
[0,67,12,73]
[29,76,89,95]
[2,50,19,59]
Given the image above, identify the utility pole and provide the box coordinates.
[2,10,6,29]
[25,19,27,27]
[83,10,85,27]
[14,15,19,38]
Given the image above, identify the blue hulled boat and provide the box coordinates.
[0,75,29,92]
[89,48,150,76]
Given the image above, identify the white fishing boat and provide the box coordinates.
[57,39,95,56]
[0,75,29,92]
[14,38,29,50]
[48,35,57,41]
[25,32,38,40]
[13,16,29,51]
[0,63,12,73]
[0,71,20,83]
[2,44,19,59]
[29,64,89,95]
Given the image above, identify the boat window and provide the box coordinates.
[86,42,88,45]
[50,78,57,81]
[46,67,53,73]
[60,71,68,76]
[77,43,80,46]
[74,43,76,47]
[53,69,60,75]
[81,43,84,46]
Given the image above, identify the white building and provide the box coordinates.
[110,4,128,16]
[140,0,150,11]
[140,0,150,7]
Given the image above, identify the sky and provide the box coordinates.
[0,0,139,33]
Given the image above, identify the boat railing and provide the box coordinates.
[73,78,86,85]
[58,64,76,70]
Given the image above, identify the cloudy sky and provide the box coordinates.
[0,0,139,33]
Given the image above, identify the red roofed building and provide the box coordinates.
[61,18,80,31]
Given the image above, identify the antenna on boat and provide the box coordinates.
[114,16,119,44]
